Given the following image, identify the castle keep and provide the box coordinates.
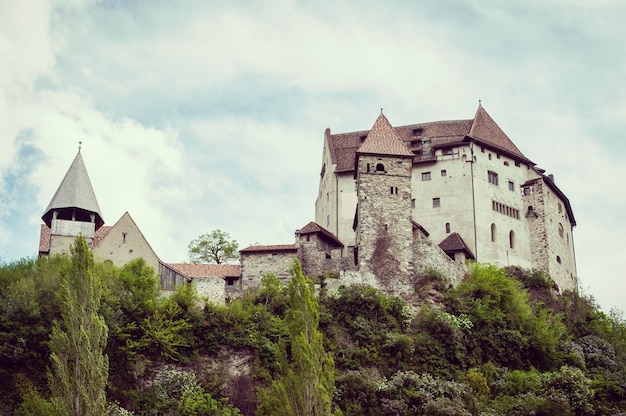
[39,105,577,303]
[311,104,576,291]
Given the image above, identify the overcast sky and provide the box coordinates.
[1,0,625,313]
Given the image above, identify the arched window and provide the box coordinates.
[509,230,515,249]
[376,163,385,172]
[491,223,496,242]
[445,223,450,233]
[556,255,562,264]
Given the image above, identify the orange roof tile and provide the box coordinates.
[39,224,51,254]
[358,113,415,157]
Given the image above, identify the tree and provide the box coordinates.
[257,259,337,416]
[187,229,239,264]
[48,236,109,416]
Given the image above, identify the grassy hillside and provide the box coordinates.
[1,253,625,415]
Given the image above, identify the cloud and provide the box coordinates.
[1,0,625,313]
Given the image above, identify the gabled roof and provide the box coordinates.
[239,244,298,253]
[326,106,533,173]
[42,151,104,229]
[357,113,415,158]
[166,263,241,279]
[297,221,344,247]
[438,232,475,260]
[466,105,531,163]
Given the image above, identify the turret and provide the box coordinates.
[41,146,104,255]
[355,112,415,285]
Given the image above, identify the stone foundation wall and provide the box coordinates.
[412,239,467,286]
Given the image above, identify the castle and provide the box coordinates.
[39,105,577,303]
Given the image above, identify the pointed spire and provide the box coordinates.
[358,112,414,157]
[42,150,104,229]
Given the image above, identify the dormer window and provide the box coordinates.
[412,128,423,136]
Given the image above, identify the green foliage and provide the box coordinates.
[444,263,564,370]
[506,266,555,290]
[48,236,109,416]
[321,284,411,371]
[187,229,239,264]
[2,256,626,415]
[256,259,337,416]
[137,367,241,416]
[134,300,192,361]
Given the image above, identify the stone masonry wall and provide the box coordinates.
[357,155,414,289]
[240,251,298,290]
[298,237,343,278]
[194,277,227,305]
[413,239,467,286]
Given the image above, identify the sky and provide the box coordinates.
[1,0,625,313]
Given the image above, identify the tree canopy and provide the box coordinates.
[187,229,239,264]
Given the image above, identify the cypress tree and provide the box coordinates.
[257,259,337,416]
[48,236,109,416]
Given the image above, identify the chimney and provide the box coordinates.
[548,174,555,183]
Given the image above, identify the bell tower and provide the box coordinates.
[41,146,104,256]
[355,112,415,286]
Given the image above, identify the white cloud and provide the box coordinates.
[1,0,625,312]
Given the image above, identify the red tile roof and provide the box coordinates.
[358,113,415,157]
[438,232,475,259]
[92,226,112,247]
[298,221,343,247]
[166,263,241,278]
[239,244,298,253]
[327,106,532,173]
[39,225,51,254]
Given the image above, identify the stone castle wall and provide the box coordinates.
[356,155,414,285]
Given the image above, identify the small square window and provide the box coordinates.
[508,181,514,191]
[433,198,440,208]
[422,172,431,181]
[441,170,447,177]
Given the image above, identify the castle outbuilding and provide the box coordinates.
[39,148,241,304]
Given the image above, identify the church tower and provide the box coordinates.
[41,147,104,256]
[355,112,415,286]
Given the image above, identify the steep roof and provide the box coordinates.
[357,113,415,157]
[297,221,343,247]
[165,263,241,279]
[466,105,531,163]
[42,151,104,229]
[326,106,532,173]
[438,232,475,260]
